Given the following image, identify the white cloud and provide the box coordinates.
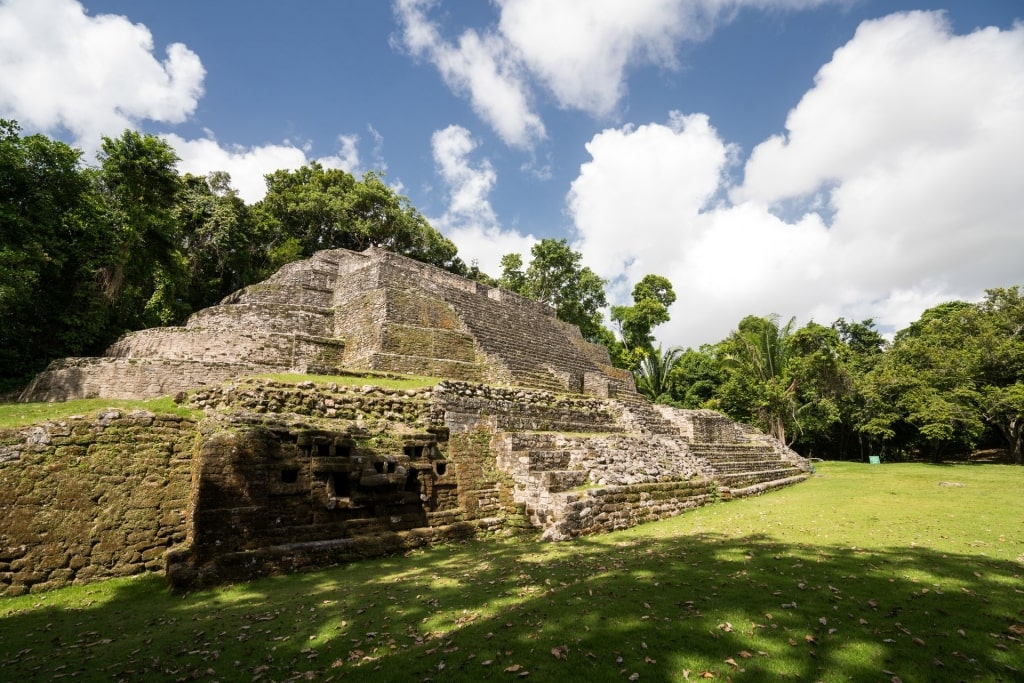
[499,0,843,116]
[496,0,685,115]
[0,0,204,150]
[568,12,1024,348]
[317,134,363,176]
[393,0,545,149]
[429,125,536,275]
[568,112,735,279]
[165,133,374,204]
[393,0,840,145]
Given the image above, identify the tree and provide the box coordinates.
[96,130,185,328]
[611,274,676,354]
[667,346,724,408]
[0,121,113,387]
[858,302,985,460]
[499,239,608,342]
[255,163,463,273]
[973,287,1024,463]
[718,314,798,444]
[175,172,260,311]
[635,345,684,402]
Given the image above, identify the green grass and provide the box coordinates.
[0,396,199,430]
[252,371,442,391]
[0,371,441,430]
[1,462,1021,682]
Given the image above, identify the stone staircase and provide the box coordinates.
[609,393,681,435]
[688,442,807,494]
[613,401,810,497]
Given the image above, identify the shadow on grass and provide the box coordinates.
[2,530,1021,682]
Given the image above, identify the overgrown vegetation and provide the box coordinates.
[1,462,1020,682]
[3,120,1022,463]
[253,372,442,391]
[0,396,198,430]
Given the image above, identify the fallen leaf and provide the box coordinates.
[505,664,522,672]
[551,645,568,660]
[725,658,738,668]
[629,674,640,682]
[738,651,753,659]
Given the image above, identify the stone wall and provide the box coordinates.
[166,389,528,589]
[0,411,195,596]
[18,357,258,402]
[2,378,809,594]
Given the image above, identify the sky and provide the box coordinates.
[1,0,1022,350]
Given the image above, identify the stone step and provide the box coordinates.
[715,468,804,488]
[707,460,793,474]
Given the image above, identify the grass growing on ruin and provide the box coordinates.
[0,396,199,430]
[2,462,1022,682]
[254,371,442,391]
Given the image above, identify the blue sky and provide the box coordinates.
[1,0,1022,349]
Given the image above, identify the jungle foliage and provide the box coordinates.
[3,123,1021,463]
[0,123,463,391]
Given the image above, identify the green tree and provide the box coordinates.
[666,346,724,408]
[96,130,185,328]
[973,287,1024,463]
[498,252,528,295]
[175,172,261,311]
[858,302,985,460]
[255,163,463,273]
[610,274,676,354]
[635,345,684,402]
[717,314,798,444]
[499,238,608,342]
[0,121,113,387]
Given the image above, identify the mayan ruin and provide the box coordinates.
[1,247,809,595]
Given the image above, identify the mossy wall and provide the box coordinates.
[0,411,196,596]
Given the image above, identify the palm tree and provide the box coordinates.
[721,315,798,444]
[635,345,684,401]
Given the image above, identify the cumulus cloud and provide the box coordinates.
[568,11,1024,348]
[165,133,377,204]
[429,125,536,275]
[0,0,204,150]
[393,0,545,149]
[393,0,839,145]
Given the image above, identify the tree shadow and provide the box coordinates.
[2,528,1021,682]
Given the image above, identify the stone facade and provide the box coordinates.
[20,248,632,402]
[1,378,809,595]
[0,410,195,596]
[4,247,811,594]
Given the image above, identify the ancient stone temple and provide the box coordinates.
[1,248,810,595]
[20,247,632,403]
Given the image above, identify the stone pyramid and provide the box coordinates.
[21,247,633,402]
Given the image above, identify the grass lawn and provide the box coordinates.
[0,396,199,430]
[1,462,1021,682]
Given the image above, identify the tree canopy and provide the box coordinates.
[499,238,609,342]
[2,123,1022,465]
